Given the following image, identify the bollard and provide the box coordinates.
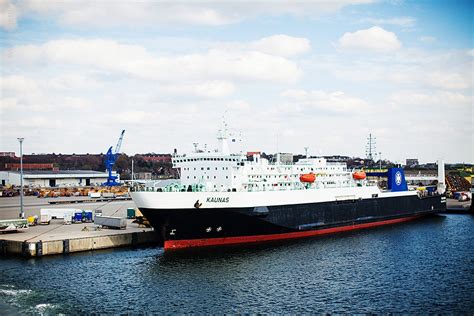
[36,240,43,257]
[0,240,6,256]
[132,232,138,248]
[63,239,70,254]
[21,241,30,257]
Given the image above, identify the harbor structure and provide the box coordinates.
[0,170,115,187]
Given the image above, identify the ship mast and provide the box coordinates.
[217,116,230,155]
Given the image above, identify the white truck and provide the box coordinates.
[40,208,80,222]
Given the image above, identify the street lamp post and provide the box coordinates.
[17,138,24,219]
[131,158,134,186]
[379,152,382,171]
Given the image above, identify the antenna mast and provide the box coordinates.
[365,133,376,161]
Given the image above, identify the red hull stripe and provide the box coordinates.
[164,215,423,250]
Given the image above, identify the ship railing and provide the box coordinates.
[326,162,346,166]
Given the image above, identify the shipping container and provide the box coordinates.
[89,192,101,198]
[94,215,127,229]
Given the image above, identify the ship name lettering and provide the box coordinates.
[206,197,230,203]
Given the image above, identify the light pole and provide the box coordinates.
[17,138,24,219]
[131,158,134,186]
[379,152,382,171]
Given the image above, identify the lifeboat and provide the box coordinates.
[352,171,366,180]
[300,173,316,183]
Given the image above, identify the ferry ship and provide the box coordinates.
[130,123,446,250]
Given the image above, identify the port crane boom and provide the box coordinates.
[103,130,125,186]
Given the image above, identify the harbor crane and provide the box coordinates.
[103,130,125,186]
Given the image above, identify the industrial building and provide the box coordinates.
[406,159,419,168]
[0,170,117,187]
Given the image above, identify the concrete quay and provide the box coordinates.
[444,198,473,214]
[0,196,161,257]
[0,220,160,257]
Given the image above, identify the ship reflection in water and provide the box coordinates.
[1,214,473,314]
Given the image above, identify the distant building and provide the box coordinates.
[134,172,152,180]
[406,159,419,167]
[0,152,15,157]
[142,154,172,163]
[246,151,261,157]
[4,163,57,171]
[0,170,114,187]
[278,153,294,165]
[324,155,351,162]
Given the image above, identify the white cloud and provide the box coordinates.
[250,35,311,57]
[0,97,18,110]
[310,49,473,90]
[16,0,374,29]
[389,90,472,107]
[337,26,402,52]
[227,100,251,111]
[0,75,96,112]
[0,0,18,30]
[48,74,101,90]
[361,16,416,27]
[282,89,369,113]
[19,116,63,128]
[5,39,302,83]
[427,71,471,90]
[114,110,160,124]
[60,4,234,27]
[1,75,40,93]
[159,81,235,98]
[419,36,437,43]
[61,97,93,109]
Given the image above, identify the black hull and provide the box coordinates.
[138,194,445,249]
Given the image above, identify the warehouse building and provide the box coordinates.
[0,170,117,187]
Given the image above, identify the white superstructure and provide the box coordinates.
[173,154,358,193]
[171,122,361,193]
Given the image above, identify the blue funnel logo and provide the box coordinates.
[388,168,408,192]
[395,171,402,186]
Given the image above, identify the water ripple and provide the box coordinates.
[0,214,473,314]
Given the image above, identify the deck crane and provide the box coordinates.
[103,130,125,186]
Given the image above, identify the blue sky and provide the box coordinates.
[1,0,472,163]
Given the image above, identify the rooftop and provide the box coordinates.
[3,170,107,175]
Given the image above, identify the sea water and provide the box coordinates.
[1,214,473,314]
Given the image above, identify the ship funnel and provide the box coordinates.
[437,159,446,194]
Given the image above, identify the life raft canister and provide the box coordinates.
[300,173,316,183]
[352,171,366,180]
